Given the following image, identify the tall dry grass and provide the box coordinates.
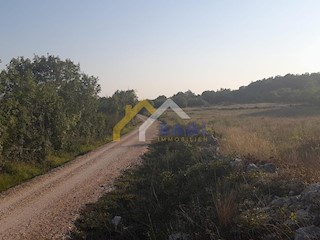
[213,190,238,227]
[180,104,320,182]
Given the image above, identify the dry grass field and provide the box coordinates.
[162,103,320,182]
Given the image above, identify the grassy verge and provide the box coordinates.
[0,163,43,191]
[70,135,306,240]
[0,121,139,192]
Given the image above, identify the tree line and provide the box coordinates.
[153,73,320,107]
[0,55,137,169]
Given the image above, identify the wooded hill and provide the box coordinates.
[153,73,320,107]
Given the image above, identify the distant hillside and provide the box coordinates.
[153,73,320,107]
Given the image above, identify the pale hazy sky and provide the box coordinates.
[1,0,320,99]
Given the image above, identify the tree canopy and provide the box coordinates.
[0,55,137,168]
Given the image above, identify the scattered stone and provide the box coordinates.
[270,195,302,208]
[100,184,115,193]
[230,158,243,168]
[294,225,320,240]
[289,190,295,196]
[111,216,122,227]
[260,163,277,173]
[296,209,311,222]
[271,196,290,207]
[301,183,320,205]
[287,181,305,196]
[304,183,320,192]
[247,163,259,172]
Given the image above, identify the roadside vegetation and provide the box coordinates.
[0,55,138,191]
[71,104,320,239]
[71,132,317,240]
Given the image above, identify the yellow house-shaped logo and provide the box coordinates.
[113,100,156,141]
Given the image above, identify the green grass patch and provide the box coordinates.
[0,163,43,192]
[0,123,137,193]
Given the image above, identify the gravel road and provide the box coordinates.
[0,122,157,239]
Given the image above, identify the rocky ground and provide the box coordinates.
[229,157,320,240]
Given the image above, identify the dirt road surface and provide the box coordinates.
[0,122,157,239]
